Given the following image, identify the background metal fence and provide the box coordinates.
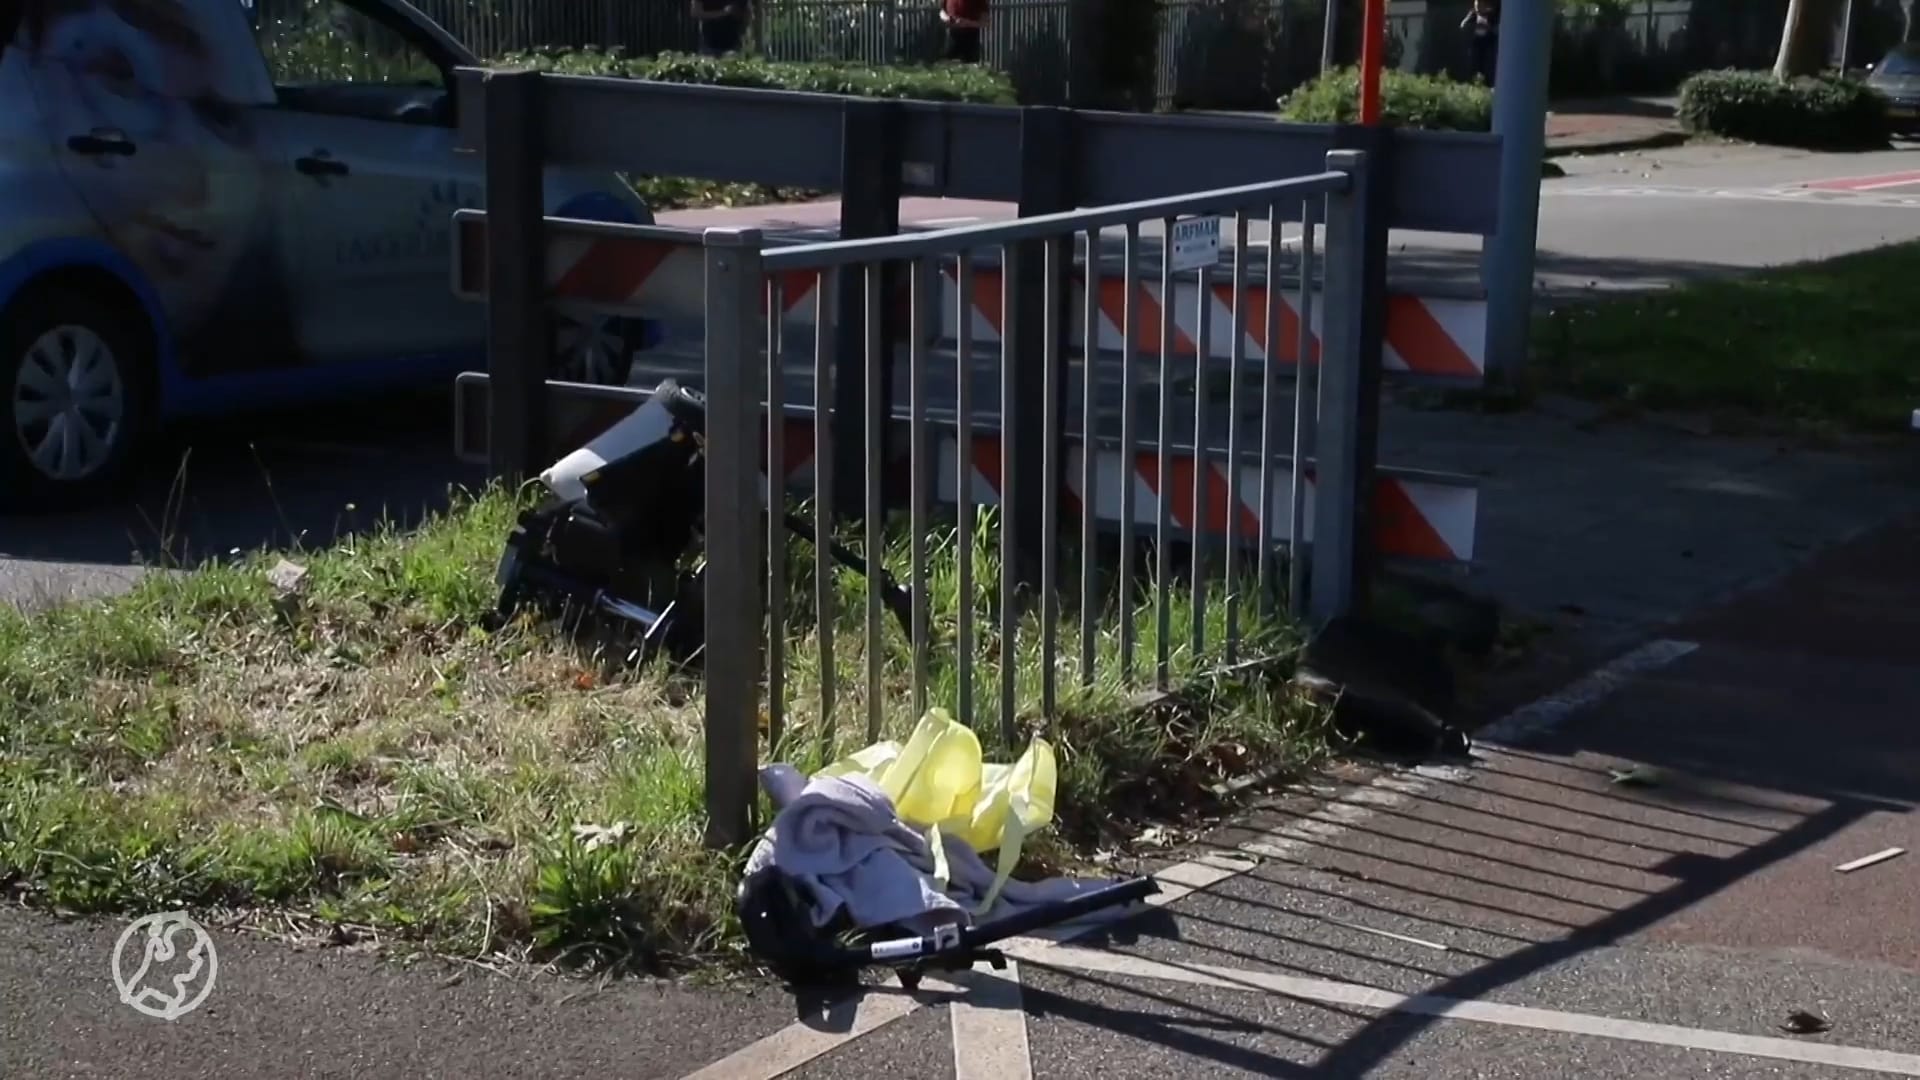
[408,0,701,60]
[253,0,1920,114]
[255,0,1915,114]
[752,0,1073,102]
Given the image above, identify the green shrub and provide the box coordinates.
[496,47,1016,211]
[1677,69,1889,150]
[1278,67,1493,131]
[501,46,1017,105]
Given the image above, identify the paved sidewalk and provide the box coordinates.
[1545,96,1685,157]
[765,511,1920,1078]
[1185,94,1685,157]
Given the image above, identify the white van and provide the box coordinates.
[0,0,655,509]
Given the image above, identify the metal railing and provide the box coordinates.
[448,68,1501,850]
[698,154,1367,845]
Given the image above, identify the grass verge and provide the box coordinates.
[1532,239,1920,434]
[0,485,1328,973]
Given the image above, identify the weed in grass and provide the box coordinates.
[0,482,1327,972]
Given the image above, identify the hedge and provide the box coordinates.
[497,48,1016,210]
[1677,69,1889,151]
[1278,67,1492,132]
[501,46,1017,104]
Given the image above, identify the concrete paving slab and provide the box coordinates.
[1020,944,1920,1079]
[781,997,957,1080]
[1345,1016,1881,1080]
[1021,959,1372,1079]
[1473,944,1920,1057]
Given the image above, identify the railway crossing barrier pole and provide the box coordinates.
[482,69,549,483]
[832,98,904,522]
[1010,106,1077,595]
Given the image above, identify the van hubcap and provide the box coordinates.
[555,314,629,385]
[12,325,126,482]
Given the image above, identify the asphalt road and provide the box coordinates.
[0,390,481,610]
[667,141,1920,298]
[9,142,1920,604]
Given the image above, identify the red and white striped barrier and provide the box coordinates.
[927,434,1476,564]
[749,415,1475,563]
[451,213,1487,383]
[927,267,1486,381]
[450,211,1483,563]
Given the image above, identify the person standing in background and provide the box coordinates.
[940,0,986,63]
[1461,0,1499,86]
[691,0,747,57]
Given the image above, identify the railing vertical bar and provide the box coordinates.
[1040,235,1063,721]
[1154,216,1175,690]
[998,242,1020,746]
[955,252,977,729]
[909,259,931,721]
[812,271,837,755]
[1077,228,1099,690]
[1289,198,1320,620]
[1117,223,1140,686]
[1188,256,1212,661]
[1224,212,1247,662]
[1257,203,1281,621]
[766,276,787,756]
[863,261,885,744]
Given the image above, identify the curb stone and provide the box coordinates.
[1544,130,1690,158]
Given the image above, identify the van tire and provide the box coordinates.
[0,286,154,514]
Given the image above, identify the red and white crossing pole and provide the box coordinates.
[1358,0,1386,123]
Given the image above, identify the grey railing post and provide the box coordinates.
[702,227,767,850]
[482,69,549,483]
[1331,123,1391,613]
[1311,150,1369,626]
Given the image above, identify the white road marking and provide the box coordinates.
[917,215,986,226]
[678,975,964,1080]
[1835,846,1906,873]
[1017,946,1920,1076]
[1321,916,1450,951]
[1803,169,1920,192]
[951,960,1032,1080]
[679,639,1699,1078]
[1545,184,1920,209]
[1479,638,1699,744]
[1840,177,1920,192]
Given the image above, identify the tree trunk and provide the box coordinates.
[1774,0,1846,80]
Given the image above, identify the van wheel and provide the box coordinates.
[0,289,153,513]
[553,311,652,387]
